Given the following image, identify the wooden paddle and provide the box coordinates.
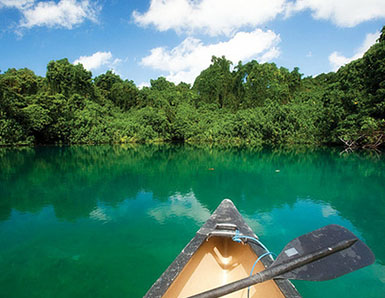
[188,224,375,298]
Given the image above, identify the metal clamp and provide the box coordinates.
[207,223,238,240]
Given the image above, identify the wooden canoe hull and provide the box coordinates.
[145,199,300,298]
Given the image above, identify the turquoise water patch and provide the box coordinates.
[0,145,384,297]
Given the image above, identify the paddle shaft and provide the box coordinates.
[188,238,357,298]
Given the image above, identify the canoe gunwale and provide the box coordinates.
[144,199,301,297]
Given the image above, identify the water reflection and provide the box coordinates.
[0,144,385,264]
[321,205,338,218]
[89,206,111,223]
[148,192,211,224]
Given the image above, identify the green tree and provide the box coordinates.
[193,56,235,108]
[46,59,94,99]
[110,80,138,111]
[237,61,298,107]
[94,70,123,94]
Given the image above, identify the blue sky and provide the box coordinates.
[0,0,384,87]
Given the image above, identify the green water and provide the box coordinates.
[0,145,385,298]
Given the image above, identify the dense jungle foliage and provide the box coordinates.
[1,27,384,147]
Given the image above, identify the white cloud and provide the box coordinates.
[328,52,350,72]
[74,51,113,71]
[138,82,150,89]
[286,0,385,27]
[141,29,281,84]
[8,0,99,29]
[329,31,380,71]
[133,0,286,36]
[0,0,34,9]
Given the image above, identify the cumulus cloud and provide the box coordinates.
[0,0,34,9]
[138,82,150,89]
[133,0,286,36]
[141,29,281,84]
[1,0,99,30]
[19,0,98,29]
[73,51,114,71]
[329,31,380,71]
[133,0,385,35]
[286,0,385,27]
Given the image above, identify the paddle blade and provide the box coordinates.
[273,224,375,281]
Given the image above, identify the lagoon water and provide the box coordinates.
[0,144,385,297]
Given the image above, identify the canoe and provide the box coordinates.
[145,199,301,297]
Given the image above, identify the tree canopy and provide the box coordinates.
[1,26,384,148]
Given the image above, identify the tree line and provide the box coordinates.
[1,26,384,147]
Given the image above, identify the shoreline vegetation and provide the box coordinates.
[1,27,384,150]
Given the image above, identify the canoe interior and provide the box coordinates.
[163,236,285,298]
[144,199,300,297]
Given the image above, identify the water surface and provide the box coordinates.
[0,145,384,297]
